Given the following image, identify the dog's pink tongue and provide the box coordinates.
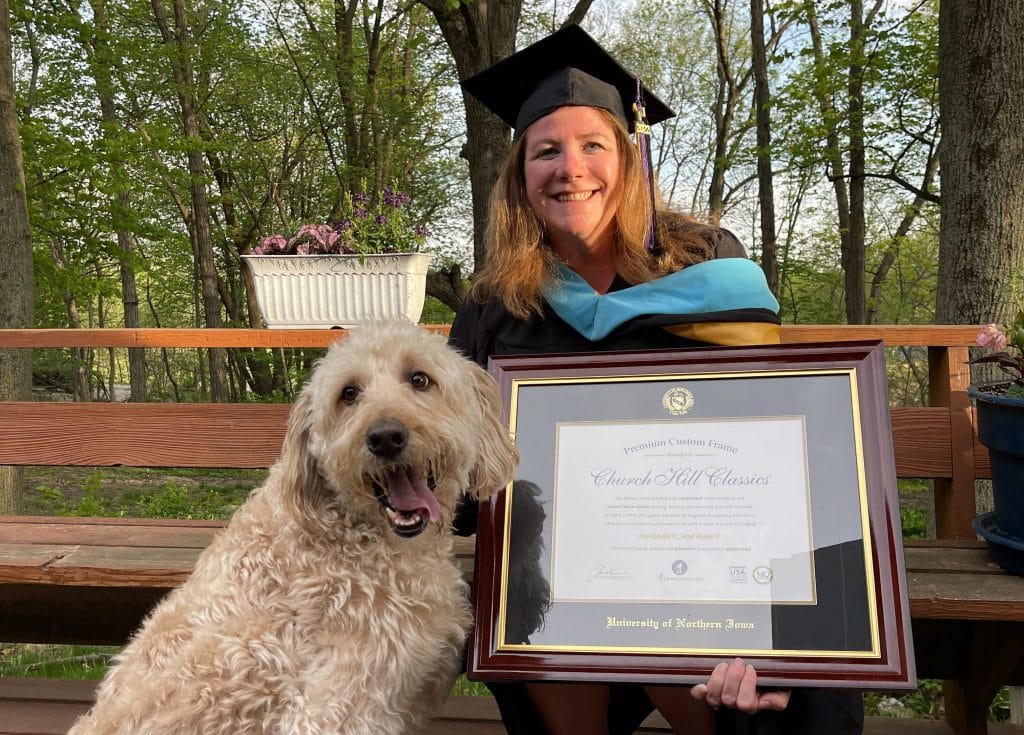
[386,469,441,523]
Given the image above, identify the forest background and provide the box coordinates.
[1,0,1022,405]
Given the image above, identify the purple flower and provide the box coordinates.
[375,214,388,226]
[414,224,428,238]
[352,192,369,205]
[381,188,411,208]
[354,207,368,219]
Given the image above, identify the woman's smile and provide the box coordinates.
[555,191,596,202]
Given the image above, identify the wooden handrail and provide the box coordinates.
[0,326,449,348]
[0,324,983,348]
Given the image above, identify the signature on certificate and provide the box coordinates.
[586,564,635,583]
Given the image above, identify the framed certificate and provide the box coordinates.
[469,341,916,689]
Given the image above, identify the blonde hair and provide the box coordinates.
[472,108,718,320]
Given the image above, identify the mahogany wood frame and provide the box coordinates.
[471,341,915,688]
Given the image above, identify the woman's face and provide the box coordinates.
[522,106,622,255]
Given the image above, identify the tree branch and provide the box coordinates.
[560,0,595,28]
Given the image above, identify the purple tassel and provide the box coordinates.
[634,78,659,255]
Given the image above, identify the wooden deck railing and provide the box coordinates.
[0,324,989,539]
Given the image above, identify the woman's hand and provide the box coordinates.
[690,658,791,715]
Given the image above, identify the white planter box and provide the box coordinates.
[241,253,432,328]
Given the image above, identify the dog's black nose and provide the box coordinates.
[367,420,408,458]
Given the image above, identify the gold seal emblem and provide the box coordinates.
[662,387,694,416]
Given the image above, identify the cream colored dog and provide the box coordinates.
[68,321,518,735]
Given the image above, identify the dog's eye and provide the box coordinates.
[340,385,361,404]
[409,371,431,391]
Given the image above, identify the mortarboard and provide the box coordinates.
[460,25,675,138]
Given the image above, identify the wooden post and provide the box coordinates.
[928,345,977,539]
[943,624,1024,735]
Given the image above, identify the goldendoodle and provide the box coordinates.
[68,321,519,735]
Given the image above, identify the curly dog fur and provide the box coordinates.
[68,321,518,735]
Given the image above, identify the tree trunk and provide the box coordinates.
[420,0,523,274]
[117,209,148,402]
[86,0,147,401]
[936,0,1024,326]
[334,0,366,189]
[151,0,228,401]
[805,0,866,324]
[750,0,778,293]
[48,235,92,400]
[705,0,741,223]
[866,143,940,325]
[204,131,273,397]
[844,0,868,324]
[21,4,91,399]
[0,0,35,513]
[426,265,468,313]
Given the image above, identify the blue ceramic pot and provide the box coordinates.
[968,384,1024,541]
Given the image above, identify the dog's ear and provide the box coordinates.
[278,388,334,519]
[465,365,519,500]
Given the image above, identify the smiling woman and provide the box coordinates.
[442,21,860,735]
[459,27,779,345]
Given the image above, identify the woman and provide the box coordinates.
[450,24,862,735]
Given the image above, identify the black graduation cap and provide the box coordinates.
[461,25,675,137]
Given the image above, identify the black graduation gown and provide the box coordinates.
[447,280,864,735]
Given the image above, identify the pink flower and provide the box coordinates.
[258,234,288,254]
[311,225,332,247]
[290,225,316,246]
[976,323,1008,351]
[288,225,344,253]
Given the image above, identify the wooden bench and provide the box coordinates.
[1,326,1023,735]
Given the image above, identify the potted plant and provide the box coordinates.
[968,314,1024,573]
[241,188,433,328]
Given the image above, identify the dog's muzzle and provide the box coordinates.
[367,420,441,538]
